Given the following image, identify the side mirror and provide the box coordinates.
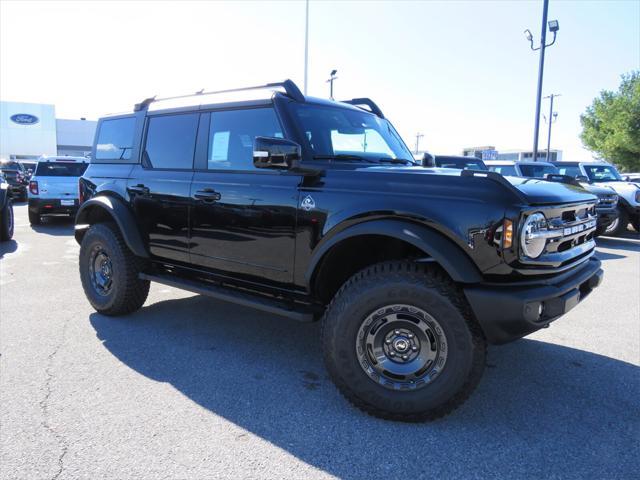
[576,175,589,182]
[253,137,301,170]
[421,153,435,167]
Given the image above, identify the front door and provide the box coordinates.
[127,112,198,263]
[189,107,300,286]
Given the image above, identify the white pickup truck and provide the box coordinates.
[28,156,88,225]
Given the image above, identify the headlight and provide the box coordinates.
[635,190,640,203]
[521,212,548,259]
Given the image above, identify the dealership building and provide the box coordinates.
[0,101,97,160]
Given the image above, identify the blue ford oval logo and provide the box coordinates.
[10,113,39,125]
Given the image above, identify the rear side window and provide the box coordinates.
[143,114,199,169]
[35,162,88,177]
[208,108,283,170]
[96,117,136,160]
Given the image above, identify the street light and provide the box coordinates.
[524,0,559,161]
[327,69,338,100]
[543,93,561,161]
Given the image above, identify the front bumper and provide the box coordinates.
[29,197,79,215]
[464,257,603,344]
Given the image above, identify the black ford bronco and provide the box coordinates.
[75,80,603,421]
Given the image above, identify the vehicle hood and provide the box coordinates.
[356,166,598,205]
[592,181,640,203]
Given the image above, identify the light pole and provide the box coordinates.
[327,69,338,99]
[303,0,309,95]
[543,93,560,161]
[415,133,424,154]
[524,0,559,161]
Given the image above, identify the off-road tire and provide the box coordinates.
[79,222,149,316]
[28,209,41,225]
[604,207,629,237]
[322,261,486,422]
[0,199,14,241]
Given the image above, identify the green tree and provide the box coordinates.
[580,71,640,172]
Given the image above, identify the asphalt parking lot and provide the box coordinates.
[1,203,638,480]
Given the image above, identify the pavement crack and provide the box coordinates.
[39,318,70,480]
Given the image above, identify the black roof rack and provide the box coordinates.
[341,98,385,118]
[134,79,305,112]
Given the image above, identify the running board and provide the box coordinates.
[139,273,316,322]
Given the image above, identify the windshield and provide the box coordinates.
[519,164,558,178]
[290,104,414,163]
[435,157,487,170]
[554,165,581,177]
[488,164,518,176]
[35,162,88,177]
[584,165,623,182]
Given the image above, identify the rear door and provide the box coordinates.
[33,161,88,200]
[189,107,300,286]
[127,112,198,263]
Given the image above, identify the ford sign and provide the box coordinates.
[10,113,39,125]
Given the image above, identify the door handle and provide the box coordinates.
[194,189,221,202]
[127,184,150,195]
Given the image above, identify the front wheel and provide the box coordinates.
[322,262,486,422]
[0,199,14,241]
[603,208,628,237]
[79,223,150,316]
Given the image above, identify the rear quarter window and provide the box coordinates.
[95,117,136,161]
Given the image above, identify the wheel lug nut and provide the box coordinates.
[385,339,392,344]
[412,346,418,351]
[389,352,395,356]
[402,355,408,360]
[408,333,414,339]
[394,330,400,335]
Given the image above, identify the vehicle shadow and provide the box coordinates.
[30,216,75,236]
[89,295,639,478]
[0,239,18,258]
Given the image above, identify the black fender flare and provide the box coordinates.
[74,196,148,258]
[306,219,483,289]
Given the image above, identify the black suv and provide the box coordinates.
[0,160,28,201]
[75,80,603,421]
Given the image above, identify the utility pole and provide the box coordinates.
[524,0,559,161]
[415,133,424,154]
[544,93,560,161]
[303,0,309,95]
[327,69,337,99]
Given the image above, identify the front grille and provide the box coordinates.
[521,201,597,269]
[596,194,617,208]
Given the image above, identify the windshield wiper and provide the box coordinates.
[378,157,417,165]
[313,154,377,164]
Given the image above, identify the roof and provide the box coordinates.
[38,155,88,163]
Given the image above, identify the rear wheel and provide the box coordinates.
[28,209,41,225]
[322,262,486,422]
[79,223,149,316]
[0,199,14,241]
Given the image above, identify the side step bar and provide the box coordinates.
[139,273,316,322]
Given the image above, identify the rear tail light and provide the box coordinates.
[78,179,87,205]
[29,181,38,195]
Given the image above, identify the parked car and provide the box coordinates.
[28,156,89,225]
[422,154,488,170]
[552,161,640,236]
[0,173,14,241]
[486,160,619,236]
[0,160,29,201]
[623,172,640,184]
[75,79,603,421]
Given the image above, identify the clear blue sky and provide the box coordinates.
[1,0,638,159]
